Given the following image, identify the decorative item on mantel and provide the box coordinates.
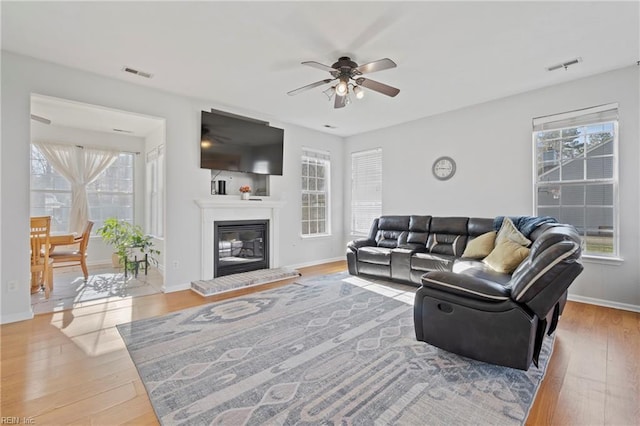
[239,185,251,200]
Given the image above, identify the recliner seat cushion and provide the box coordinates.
[412,252,455,272]
[453,259,512,285]
[358,246,393,265]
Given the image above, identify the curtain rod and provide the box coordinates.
[75,144,140,155]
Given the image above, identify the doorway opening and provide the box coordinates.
[29,94,166,313]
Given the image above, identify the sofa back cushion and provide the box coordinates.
[467,217,495,240]
[427,217,469,256]
[376,216,410,248]
[406,215,431,245]
[509,225,582,318]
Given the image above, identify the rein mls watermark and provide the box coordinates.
[0,418,35,424]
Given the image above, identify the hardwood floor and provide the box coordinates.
[2,260,638,425]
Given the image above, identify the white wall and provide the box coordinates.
[269,125,345,267]
[1,51,345,323]
[345,65,640,310]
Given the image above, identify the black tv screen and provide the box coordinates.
[200,110,284,175]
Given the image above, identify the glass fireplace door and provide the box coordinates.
[214,220,268,277]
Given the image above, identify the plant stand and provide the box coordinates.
[124,247,148,279]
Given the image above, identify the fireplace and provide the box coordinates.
[214,220,269,277]
[196,197,285,280]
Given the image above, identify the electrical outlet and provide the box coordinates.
[8,280,18,292]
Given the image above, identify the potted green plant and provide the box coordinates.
[96,217,160,270]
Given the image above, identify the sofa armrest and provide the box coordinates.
[346,238,376,276]
[421,271,511,303]
[347,238,376,251]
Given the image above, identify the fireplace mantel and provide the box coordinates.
[195,196,286,279]
[195,196,286,210]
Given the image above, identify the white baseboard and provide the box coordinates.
[162,282,192,293]
[284,256,345,270]
[1,309,34,324]
[568,294,640,313]
[86,260,113,267]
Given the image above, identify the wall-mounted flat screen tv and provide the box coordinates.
[200,110,284,175]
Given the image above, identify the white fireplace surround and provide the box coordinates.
[195,196,286,279]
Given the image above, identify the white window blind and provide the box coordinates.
[533,103,618,257]
[301,148,330,236]
[351,148,382,235]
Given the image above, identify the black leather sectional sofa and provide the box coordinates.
[346,215,583,370]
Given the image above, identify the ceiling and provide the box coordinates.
[3,1,639,137]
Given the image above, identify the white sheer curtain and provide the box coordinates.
[34,142,119,234]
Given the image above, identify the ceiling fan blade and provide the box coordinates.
[287,79,334,96]
[302,61,337,73]
[355,58,397,75]
[334,93,346,109]
[356,78,400,97]
[30,114,51,125]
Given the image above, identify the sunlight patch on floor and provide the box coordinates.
[32,264,163,315]
[343,275,416,306]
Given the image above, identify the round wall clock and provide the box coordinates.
[432,156,456,180]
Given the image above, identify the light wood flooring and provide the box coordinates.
[1,260,638,425]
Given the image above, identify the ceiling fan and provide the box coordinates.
[287,56,400,109]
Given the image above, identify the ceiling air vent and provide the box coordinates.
[122,66,153,79]
[547,57,582,72]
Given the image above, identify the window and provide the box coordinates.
[146,145,164,237]
[351,148,382,235]
[301,148,330,236]
[30,144,135,234]
[533,104,618,257]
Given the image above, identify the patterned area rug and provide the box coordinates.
[191,267,301,296]
[118,272,553,425]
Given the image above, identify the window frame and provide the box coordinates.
[301,148,331,238]
[30,144,136,235]
[532,104,620,260]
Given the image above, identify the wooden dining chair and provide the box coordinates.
[50,221,94,280]
[30,216,53,298]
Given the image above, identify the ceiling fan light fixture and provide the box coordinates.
[353,85,364,99]
[323,86,336,100]
[335,79,348,96]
